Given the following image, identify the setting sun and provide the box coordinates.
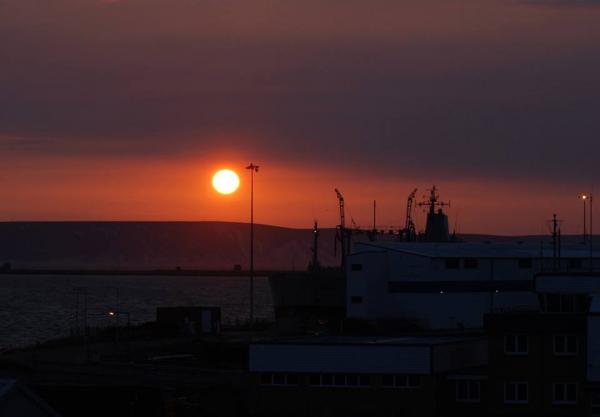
[212,169,240,194]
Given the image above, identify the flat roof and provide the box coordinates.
[353,241,600,259]
[252,335,485,347]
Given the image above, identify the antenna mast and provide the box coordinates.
[309,220,320,272]
[417,185,450,215]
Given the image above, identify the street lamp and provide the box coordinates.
[591,194,594,271]
[581,194,588,244]
[246,163,259,327]
[108,310,131,352]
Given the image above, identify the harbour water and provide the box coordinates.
[0,274,273,349]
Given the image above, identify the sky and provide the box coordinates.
[1,0,600,234]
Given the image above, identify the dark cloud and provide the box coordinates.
[2,0,600,184]
[518,0,600,7]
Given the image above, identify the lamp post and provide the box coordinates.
[108,310,131,352]
[581,194,588,244]
[591,194,594,271]
[246,163,259,327]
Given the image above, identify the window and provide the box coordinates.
[554,335,578,356]
[309,374,369,388]
[505,334,528,355]
[505,382,528,404]
[569,258,583,269]
[445,259,460,269]
[464,258,479,269]
[518,258,532,269]
[351,263,363,271]
[542,293,589,313]
[553,383,577,404]
[381,375,421,389]
[351,296,363,304]
[591,392,600,416]
[456,380,481,403]
[309,374,320,386]
[260,373,299,386]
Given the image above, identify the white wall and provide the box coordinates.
[346,248,542,328]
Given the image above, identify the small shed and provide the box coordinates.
[156,306,221,335]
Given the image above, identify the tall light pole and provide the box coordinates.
[581,194,588,244]
[591,194,594,271]
[246,163,259,326]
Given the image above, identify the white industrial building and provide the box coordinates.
[346,241,600,329]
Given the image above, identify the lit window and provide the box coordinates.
[505,334,528,355]
[505,382,528,404]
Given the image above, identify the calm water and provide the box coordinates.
[0,275,273,349]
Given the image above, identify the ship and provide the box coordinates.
[269,185,600,332]
[268,186,456,331]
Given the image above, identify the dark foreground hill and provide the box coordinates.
[0,222,339,270]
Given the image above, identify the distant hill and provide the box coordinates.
[0,222,339,270]
[0,222,584,270]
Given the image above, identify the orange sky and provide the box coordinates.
[2,0,600,234]
[0,152,594,236]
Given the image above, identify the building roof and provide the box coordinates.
[252,335,485,347]
[250,335,488,375]
[353,241,600,259]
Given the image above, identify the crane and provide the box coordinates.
[335,188,346,230]
[404,188,418,241]
[334,188,351,269]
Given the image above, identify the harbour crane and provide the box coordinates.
[404,188,418,241]
[334,188,351,269]
[335,188,346,230]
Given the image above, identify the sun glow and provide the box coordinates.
[212,169,240,194]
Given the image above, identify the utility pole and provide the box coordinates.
[552,214,558,271]
[373,200,376,232]
[246,163,259,327]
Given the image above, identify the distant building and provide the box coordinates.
[156,306,221,335]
